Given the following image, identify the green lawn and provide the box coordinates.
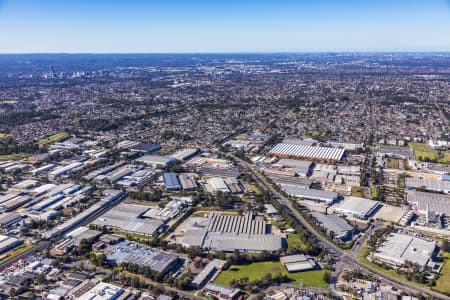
[411,142,438,161]
[0,153,29,161]
[0,244,34,264]
[287,233,306,252]
[214,261,328,288]
[0,133,10,138]
[434,252,450,294]
[113,231,153,241]
[37,132,69,148]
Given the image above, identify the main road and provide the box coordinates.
[225,153,450,300]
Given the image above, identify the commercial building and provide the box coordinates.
[203,283,240,300]
[269,143,346,162]
[281,185,338,204]
[373,233,437,270]
[0,212,22,228]
[335,196,381,219]
[170,148,199,161]
[180,212,283,253]
[407,190,450,216]
[106,241,182,275]
[135,155,176,169]
[92,203,163,237]
[77,282,124,300]
[405,177,450,193]
[192,259,226,289]
[310,212,354,242]
[163,172,181,191]
[0,235,22,254]
[280,254,317,272]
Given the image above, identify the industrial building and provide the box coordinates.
[373,232,437,270]
[276,159,313,176]
[280,254,317,272]
[203,283,241,300]
[335,196,381,219]
[135,155,176,169]
[281,185,338,204]
[405,177,450,193]
[207,177,230,193]
[0,212,22,228]
[178,173,198,191]
[407,190,450,216]
[197,167,242,179]
[192,259,226,289]
[0,235,22,254]
[163,172,181,191]
[269,143,346,162]
[48,162,84,179]
[143,199,186,222]
[92,203,164,237]
[106,241,182,275]
[170,148,199,161]
[77,282,124,300]
[179,212,283,252]
[310,212,354,242]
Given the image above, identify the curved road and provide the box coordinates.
[227,153,450,300]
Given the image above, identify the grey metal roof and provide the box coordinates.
[407,190,450,215]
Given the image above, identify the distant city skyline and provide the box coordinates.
[1,0,450,53]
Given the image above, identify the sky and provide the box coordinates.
[1,0,450,53]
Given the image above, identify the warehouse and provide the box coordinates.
[0,195,32,212]
[77,282,123,300]
[192,259,226,289]
[373,232,437,270]
[281,185,338,204]
[163,172,181,191]
[269,143,346,162]
[178,174,198,191]
[180,212,284,252]
[405,177,450,193]
[106,241,182,275]
[0,212,22,228]
[198,167,242,179]
[170,148,199,161]
[207,177,230,193]
[135,155,176,169]
[335,196,381,219]
[276,159,313,176]
[92,203,164,236]
[280,254,317,272]
[129,143,161,153]
[203,283,241,300]
[407,190,450,215]
[0,235,22,254]
[310,212,354,242]
[48,162,84,179]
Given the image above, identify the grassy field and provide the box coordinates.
[434,252,450,294]
[0,244,34,264]
[287,233,306,252]
[113,231,153,241]
[214,261,328,288]
[0,133,10,138]
[37,132,69,148]
[411,142,450,164]
[0,153,29,161]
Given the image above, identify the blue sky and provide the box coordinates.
[1,0,450,53]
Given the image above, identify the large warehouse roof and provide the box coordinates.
[311,212,353,238]
[407,190,450,215]
[335,196,381,219]
[281,184,338,204]
[405,177,450,193]
[269,143,346,161]
[374,233,436,269]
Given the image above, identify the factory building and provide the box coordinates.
[407,190,450,216]
[106,241,182,275]
[48,162,84,179]
[180,212,283,253]
[170,148,199,161]
[280,185,338,204]
[203,283,241,300]
[373,233,437,270]
[0,212,22,228]
[405,177,450,194]
[163,172,181,191]
[269,143,346,162]
[280,254,317,272]
[0,235,22,254]
[77,282,124,300]
[310,212,354,242]
[178,174,198,191]
[192,259,226,289]
[135,155,176,169]
[335,196,381,219]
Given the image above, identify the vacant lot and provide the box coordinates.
[411,142,450,164]
[214,261,328,288]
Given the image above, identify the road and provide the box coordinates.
[0,241,50,270]
[226,153,450,300]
